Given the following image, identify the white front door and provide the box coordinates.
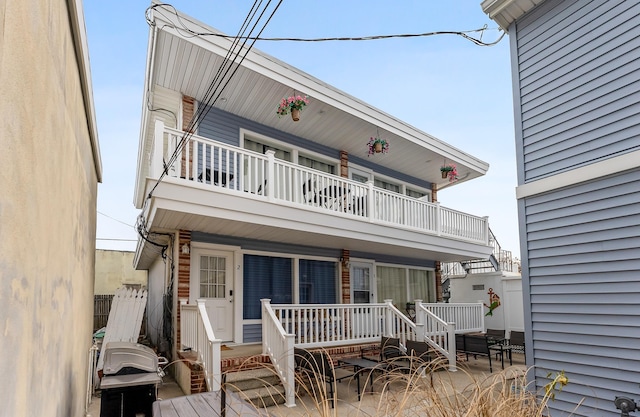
[191,249,234,342]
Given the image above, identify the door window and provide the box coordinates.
[351,265,372,303]
[199,256,226,298]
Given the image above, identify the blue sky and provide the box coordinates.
[85,1,519,258]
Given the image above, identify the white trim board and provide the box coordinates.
[516,150,640,199]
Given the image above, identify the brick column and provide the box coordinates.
[340,249,351,303]
[339,152,350,303]
[176,230,191,351]
[431,182,438,202]
[181,96,196,178]
[435,261,442,302]
[182,95,195,131]
[340,150,348,178]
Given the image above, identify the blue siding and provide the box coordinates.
[243,324,262,343]
[516,0,640,182]
[197,105,431,189]
[524,169,640,417]
[512,0,640,415]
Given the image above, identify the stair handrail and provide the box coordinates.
[261,299,295,407]
[383,299,418,346]
[179,300,222,391]
[414,300,457,371]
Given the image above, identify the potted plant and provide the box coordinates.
[367,137,390,156]
[276,94,309,121]
[440,163,458,182]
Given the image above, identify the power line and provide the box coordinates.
[148,4,505,47]
[98,211,134,228]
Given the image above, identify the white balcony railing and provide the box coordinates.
[179,300,222,392]
[151,122,489,245]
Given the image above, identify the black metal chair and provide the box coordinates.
[507,331,525,353]
[294,348,355,408]
[361,336,403,362]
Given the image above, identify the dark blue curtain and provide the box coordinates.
[299,259,337,304]
[243,254,292,319]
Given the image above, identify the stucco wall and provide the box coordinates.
[95,250,148,294]
[0,1,100,416]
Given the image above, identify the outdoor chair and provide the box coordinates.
[387,339,432,374]
[361,336,403,363]
[507,331,525,353]
[485,329,508,360]
[294,347,355,408]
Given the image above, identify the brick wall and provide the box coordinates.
[176,230,191,350]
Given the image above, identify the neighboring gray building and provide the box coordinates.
[482,0,640,415]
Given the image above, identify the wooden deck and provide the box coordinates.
[153,390,267,417]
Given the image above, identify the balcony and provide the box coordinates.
[137,122,491,266]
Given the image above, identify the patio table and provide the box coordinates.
[338,357,383,400]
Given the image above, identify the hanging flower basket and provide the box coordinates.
[276,95,309,122]
[440,164,458,182]
[367,137,389,156]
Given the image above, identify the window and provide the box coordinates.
[374,178,401,193]
[244,138,291,161]
[376,266,435,310]
[298,155,336,175]
[243,254,292,319]
[299,260,337,303]
[406,188,428,200]
[200,256,226,298]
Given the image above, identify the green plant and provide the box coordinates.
[276,94,309,117]
[367,137,390,156]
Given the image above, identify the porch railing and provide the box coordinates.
[270,300,416,349]
[422,302,485,333]
[179,300,222,391]
[261,299,295,407]
[152,122,489,245]
[414,301,457,371]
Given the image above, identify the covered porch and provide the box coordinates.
[179,299,486,407]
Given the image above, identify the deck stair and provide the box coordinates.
[223,366,286,408]
[442,228,518,279]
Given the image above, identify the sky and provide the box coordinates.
[84,1,520,259]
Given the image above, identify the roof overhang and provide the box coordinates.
[135,2,489,207]
[480,0,547,30]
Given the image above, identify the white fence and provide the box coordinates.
[97,287,148,371]
[152,122,489,245]
[179,300,222,392]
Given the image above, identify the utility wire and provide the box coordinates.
[139,1,283,247]
[145,0,283,200]
[148,4,505,47]
[98,210,135,228]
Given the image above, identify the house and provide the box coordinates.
[134,3,496,400]
[0,0,102,416]
[481,0,640,415]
